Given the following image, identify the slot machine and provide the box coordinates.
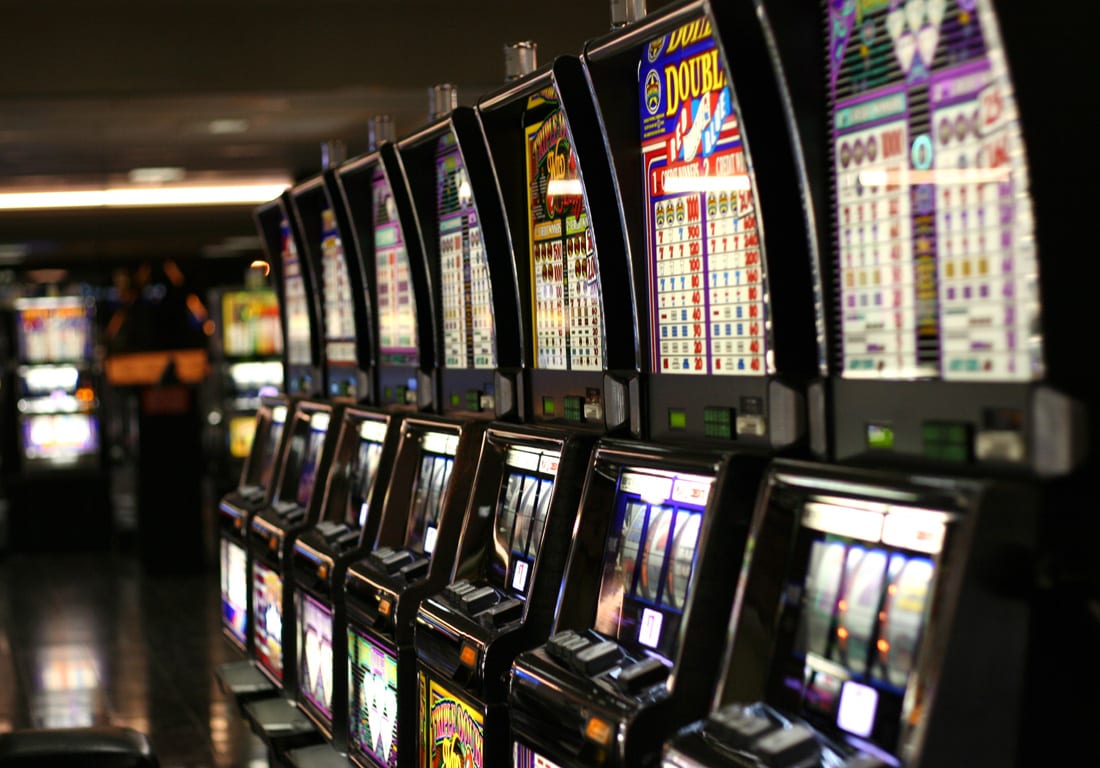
[335,84,528,768]
[506,1,825,765]
[408,42,642,768]
[217,195,322,669]
[662,2,1098,767]
[241,139,409,756]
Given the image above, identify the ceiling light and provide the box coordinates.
[207,118,250,135]
[0,180,290,211]
[128,166,185,184]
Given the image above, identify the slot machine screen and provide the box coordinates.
[489,447,559,597]
[222,290,282,357]
[641,17,769,377]
[280,218,313,367]
[346,418,388,529]
[297,590,335,723]
[404,431,460,557]
[321,207,358,368]
[828,0,1039,380]
[228,415,256,460]
[437,131,495,370]
[220,538,248,645]
[252,559,284,681]
[21,413,99,462]
[15,298,92,363]
[373,167,419,366]
[595,469,712,661]
[524,86,604,372]
[767,498,948,757]
[349,626,399,768]
[295,411,331,508]
[246,404,287,491]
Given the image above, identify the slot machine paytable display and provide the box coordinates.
[662,1,1097,767]
[506,1,823,765]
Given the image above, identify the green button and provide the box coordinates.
[542,397,556,416]
[668,409,687,430]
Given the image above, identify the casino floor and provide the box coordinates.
[0,547,269,768]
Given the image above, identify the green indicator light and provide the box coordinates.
[465,391,481,412]
[669,409,687,430]
[450,393,461,407]
[383,386,393,401]
[867,423,894,450]
[542,397,556,416]
[564,396,583,422]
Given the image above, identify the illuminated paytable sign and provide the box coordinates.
[526,87,603,373]
[282,218,313,372]
[419,676,485,768]
[374,168,420,367]
[641,19,767,376]
[437,133,495,370]
[830,0,1039,380]
[322,207,358,369]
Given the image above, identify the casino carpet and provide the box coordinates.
[0,550,268,768]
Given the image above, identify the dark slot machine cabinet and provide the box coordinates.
[506,1,824,765]
[663,461,1035,768]
[409,58,641,768]
[662,1,1098,766]
[336,92,540,768]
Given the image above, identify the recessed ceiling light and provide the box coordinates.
[128,166,185,184]
[207,118,250,135]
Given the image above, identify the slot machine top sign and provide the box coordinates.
[525,86,605,373]
[641,17,771,378]
[281,217,313,369]
[373,167,419,367]
[829,0,1040,382]
[437,132,496,371]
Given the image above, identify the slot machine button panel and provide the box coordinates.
[398,556,429,581]
[487,597,523,626]
[547,630,589,665]
[443,579,477,603]
[573,641,622,676]
[750,723,819,768]
[460,585,499,614]
[371,546,413,574]
[706,705,774,747]
[614,656,668,694]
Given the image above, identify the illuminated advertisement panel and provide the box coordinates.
[321,207,358,366]
[252,560,283,681]
[437,132,495,370]
[373,168,419,365]
[281,218,312,367]
[829,0,1039,380]
[219,538,248,645]
[348,626,399,768]
[641,17,768,376]
[419,673,484,768]
[297,591,334,722]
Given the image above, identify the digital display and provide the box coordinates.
[228,415,256,460]
[346,419,388,529]
[437,132,495,370]
[373,167,419,365]
[595,469,712,661]
[641,18,768,376]
[219,538,248,645]
[524,86,603,372]
[321,207,358,366]
[513,742,565,768]
[829,0,1040,380]
[15,298,93,364]
[490,447,559,596]
[281,218,313,367]
[251,405,287,492]
[297,590,335,723]
[21,414,99,461]
[349,626,399,768]
[222,290,282,358]
[772,498,947,756]
[252,559,284,681]
[295,411,330,508]
[420,674,485,768]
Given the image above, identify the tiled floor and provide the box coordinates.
[0,549,268,768]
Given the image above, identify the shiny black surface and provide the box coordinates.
[0,551,267,767]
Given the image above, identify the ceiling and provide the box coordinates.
[0,0,671,272]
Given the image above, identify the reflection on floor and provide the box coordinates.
[0,551,268,768]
